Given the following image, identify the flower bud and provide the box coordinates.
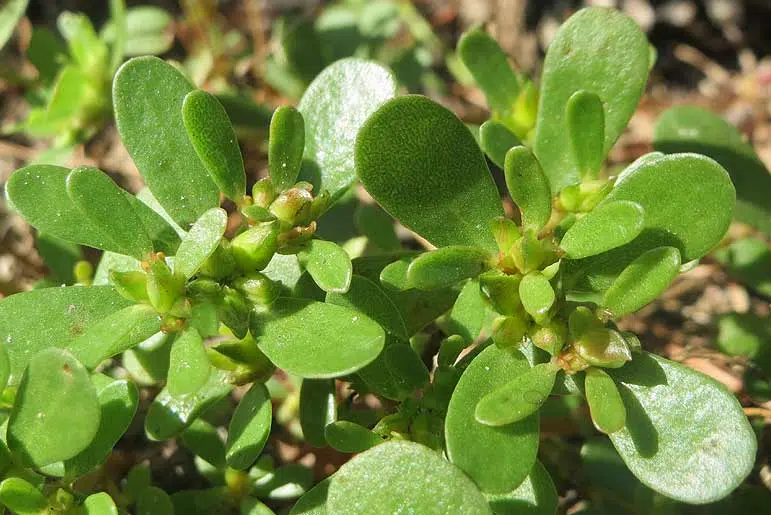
[511,229,545,273]
[559,185,581,212]
[186,278,222,300]
[269,187,313,226]
[230,221,279,273]
[479,271,522,316]
[109,270,149,303]
[252,178,276,208]
[146,256,185,313]
[491,314,528,348]
[241,204,276,223]
[574,327,632,369]
[198,244,236,280]
[529,320,567,355]
[232,273,280,306]
[568,306,601,340]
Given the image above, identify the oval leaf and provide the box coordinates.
[584,367,626,434]
[137,486,174,515]
[8,349,100,467]
[560,200,645,259]
[324,421,382,453]
[251,298,385,378]
[534,8,649,193]
[384,343,430,397]
[300,379,337,448]
[327,440,491,514]
[299,240,352,294]
[227,382,272,470]
[484,461,558,515]
[299,58,397,200]
[114,56,219,226]
[602,246,681,317]
[174,208,228,279]
[167,326,211,397]
[356,95,504,252]
[408,247,491,290]
[446,345,539,493]
[475,363,558,427]
[480,120,521,169]
[519,273,555,323]
[608,352,756,504]
[84,492,119,515]
[566,90,605,178]
[504,147,552,232]
[182,89,246,201]
[326,275,408,341]
[0,477,47,515]
[269,106,305,191]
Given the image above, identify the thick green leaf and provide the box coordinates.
[123,6,173,56]
[408,247,491,290]
[182,90,246,201]
[458,28,520,116]
[566,154,734,293]
[480,121,521,169]
[137,486,174,515]
[326,275,408,341]
[446,345,539,493]
[299,240,352,293]
[251,298,384,378]
[298,58,397,200]
[324,421,382,453]
[27,27,66,85]
[68,304,161,369]
[654,105,771,234]
[8,349,100,467]
[608,352,756,503]
[269,106,305,191]
[167,326,210,397]
[356,95,504,251]
[114,56,219,226]
[181,419,225,468]
[384,343,430,397]
[253,463,314,501]
[504,147,553,231]
[67,166,153,260]
[534,8,649,193]
[584,368,626,434]
[602,246,681,317]
[226,382,272,470]
[289,477,330,515]
[327,440,491,514]
[300,379,336,447]
[485,461,558,515]
[716,312,771,362]
[84,492,119,515]
[174,208,228,279]
[566,90,605,178]
[0,477,46,515]
[379,257,412,291]
[0,0,29,49]
[0,286,132,384]
[145,370,232,440]
[475,363,558,427]
[519,273,555,323]
[126,190,183,256]
[560,200,645,259]
[714,238,771,298]
[65,376,139,478]
[7,165,124,254]
[448,279,491,344]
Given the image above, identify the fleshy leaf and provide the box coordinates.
[182,89,246,201]
[519,273,555,323]
[446,345,539,493]
[8,349,100,467]
[458,28,520,117]
[504,147,552,231]
[480,121,521,169]
[475,363,558,427]
[289,477,330,515]
[174,208,228,279]
[226,382,272,470]
[654,105,771,234]
[534,7,649,193]
[326,275,408,341]
[379,257,413,291]
[354,203,400,252]
[181,419,225,468]
[68,304,161,369]
[298,58,397,201]
[84,492,119,515]
[560,200,645,259]
[602,246,681,317]
[407,247,491,290]
[0,286,132,385]
[447,279,491,344]
[137,486,174,515]
[66,166,154,260]
[584,368,626,434]
[167,327,211,397]
[384,343,430,397]
[299,240,352,294]
[65,376,139,478]
[566,90,605,177]
[484,461,558,515]
[356,95,504,252]
[300,379,337,447]
[114,56,219,226]
[327,441,491,514]
[0,477,46,515]
[251,298,385,378]
[269,106,306,191]
[324,421,382,453]
[608,352,756,504]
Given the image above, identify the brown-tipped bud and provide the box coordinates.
[109,270,149,303]
[252,178,276,208]
[529,320,567,355]
[232,273,280,306]
[491,314,528,348]
[230,221,279,273]
[574,328,632,369]
[269,187,313,226]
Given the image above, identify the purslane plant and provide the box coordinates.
[0,6,760,514]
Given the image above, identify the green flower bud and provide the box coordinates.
[490,216,521,255]
[74,260,94,285]
[146,256,185,313]
[559,185,581,212]
[269,187,313,225]
[568,306,602,340]
[491,314,528,348]
[574,327,632,369]
[241,204,276,223]
[109,270,149,303]
[232,273,280,306]
[578,179,613,212]
[252,178,276,208]
[479,271,522,316]
[198,244,236,280]
[529,320,567,355]
[210,335,275,384]
[511,229,545,273]
[230,221,279,273]
[186,278,222,300]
